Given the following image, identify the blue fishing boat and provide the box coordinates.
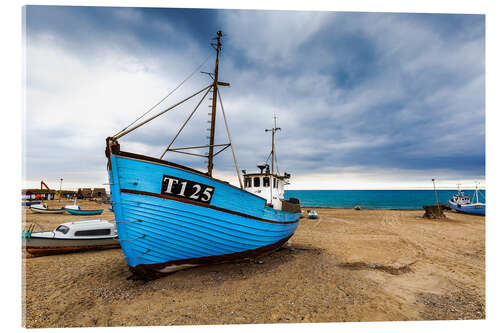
[448,184,485,216]
[105,31,301,279]
[64,208,104,215]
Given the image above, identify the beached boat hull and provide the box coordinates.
[448,201,485,216]
[30,206,65,214]
[107,149,300,278]
[23,236,120,256]
[64,208,104,215]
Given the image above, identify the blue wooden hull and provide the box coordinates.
[448,202,485,216]
[107,151,300,276]
[22,201,41,206]
[64,208,104,215]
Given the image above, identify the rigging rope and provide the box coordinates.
[274,143,280,175]
[113,52,213,138]
[159,87,212,159]
[263,138,280,175]
[265,151,272,165]
[217,88,244,189]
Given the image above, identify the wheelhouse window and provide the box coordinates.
[244,177,251,188]
[263,177,270,187]
[74,229,111,236]
[253,177,260,187]
[273,178,277,188]
[55,225,69,234]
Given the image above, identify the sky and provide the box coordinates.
[22,5,486,190]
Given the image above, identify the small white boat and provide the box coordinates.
[308,210,318,219]
[23,219,120,256]
[30,203,65,214]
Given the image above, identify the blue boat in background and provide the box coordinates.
[105,31,301,279]
[64,208,104,216]
[22,201,41,207]
[448,184,485,216]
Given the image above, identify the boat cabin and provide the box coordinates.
[53,220,117,239]
[451,192,471,205]
[243,163,291,210]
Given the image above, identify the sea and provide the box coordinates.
[284,190,486,210]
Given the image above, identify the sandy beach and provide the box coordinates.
[22,200,485,327]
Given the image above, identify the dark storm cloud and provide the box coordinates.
[24,6,485,187]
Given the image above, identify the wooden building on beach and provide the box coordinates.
[22,189,56,200]
[77,188,93,199]
[59,190,77,199]
[76,188,108,199]
[92,188,107,198]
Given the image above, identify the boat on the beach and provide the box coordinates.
[241,117,300,213]
[23,219,120,256]
[64,208,104,215]
[22,201,41,207]
[308,210,318,219]
[448,184,485,216]
[30,203,65,214]
[105,31,301,279]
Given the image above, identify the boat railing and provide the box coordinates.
[22,223,55,240]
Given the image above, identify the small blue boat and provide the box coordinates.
[22,201,41,207]
[64,208,104,216]
[105,31,301,279]
[448,185,485,216]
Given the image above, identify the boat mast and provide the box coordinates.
[266,115,281,176]
[474,182,480,204]
[266,115,281,204]
[207,30,223,177]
